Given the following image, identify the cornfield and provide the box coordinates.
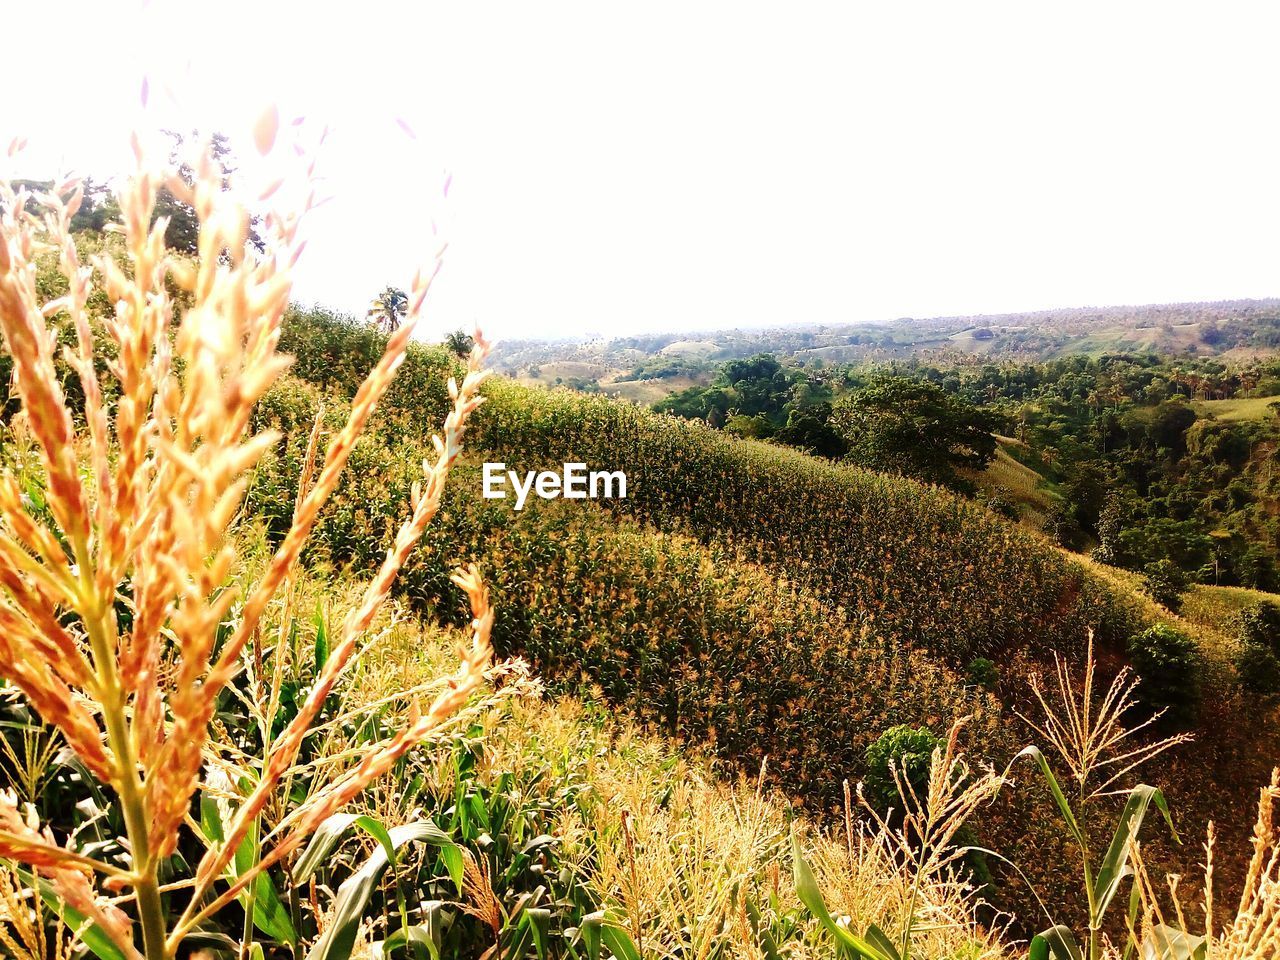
[2,133,1279,960]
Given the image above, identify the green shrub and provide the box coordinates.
[1142,559,1188,612]
[1235,602,1280,697]
[1235,643,1280,696]
[1126,623,1201,726]
[982,495,1019,522]
[1239,601,1280,653]
[863,724,939,813]
[966,657,999,690]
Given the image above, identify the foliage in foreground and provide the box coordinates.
[0,134,497,959]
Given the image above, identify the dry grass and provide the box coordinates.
[0,859,73,960]
[1020,634,1192,804]
[456,689,1011,960]
[1179,584,1280,648]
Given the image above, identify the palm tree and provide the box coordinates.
[367,286,409,332]
[443,329,475,359]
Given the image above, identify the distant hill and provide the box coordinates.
[490,299,1280,393]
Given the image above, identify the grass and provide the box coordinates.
[1179,583,1280,647]
[657,339,719,357]
[599,373,702,405]
[1194,394,1280,422]
[304,588,1013,960]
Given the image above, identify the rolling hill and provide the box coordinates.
[265,307,1280,926]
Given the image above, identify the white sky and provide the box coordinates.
[6,1,1280,340]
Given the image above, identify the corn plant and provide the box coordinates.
[793,719,1006,960]
[0,123,496,960]
[1016,635,1188,960]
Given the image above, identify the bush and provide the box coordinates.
[966,657,999,690]
[1044,502,1086,551]
[1239,601,1280,653]
[1142,559,1188,612]
[982,495,1019,522]
[863,725,939,814]
[1126,624,1201,726]
[1236,643,1280,696]
[1235,602,1280,697]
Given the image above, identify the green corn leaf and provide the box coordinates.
[198,790,297,945]
[1093,785,1173,920]
[744,896,783,960]
[378,902,450,960]
[503,917,535,960]
[233,818,297,946]
[791,831,896,960]
[577,912,641,960]
[865,924,902,960]
[1015,747,1087,851]
[304,821,462,960]
[523,907,552,960]
[439,841,465,893]
[600,923,642,960]
[245,870,297,946]
[314,601,329,674]
[199,794,225,844]
[572,911,605,960]
[352,814,398,865]
[294,812,439,883]
[1030,926,1083,960]
[294,813,361,881]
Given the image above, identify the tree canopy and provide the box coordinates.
[831,377,1003,492]
[367,286,409,332]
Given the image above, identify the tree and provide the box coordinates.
[773,402,848,458]
[8,177,120,231]
[367,286,409,332]
[830,377,1003,492]
[1126,623,1200,727]
[1142,559,1188,612]
[444,329,475,358]
[155,130,264,256]
[1149,399,1197,452]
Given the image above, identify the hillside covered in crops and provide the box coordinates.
[257,307,1280,924]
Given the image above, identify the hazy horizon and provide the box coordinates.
[442,294,1280,346]
[8,1,1280,341]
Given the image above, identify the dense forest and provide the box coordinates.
[655,352,1280,593]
